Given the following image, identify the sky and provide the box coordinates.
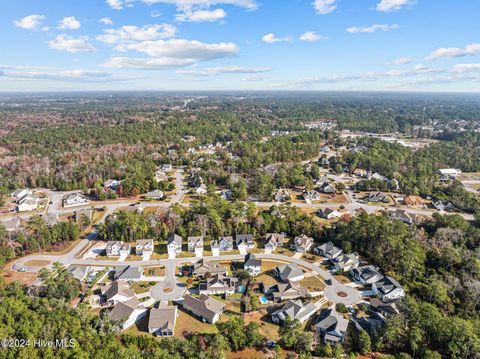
[1,0,480,92]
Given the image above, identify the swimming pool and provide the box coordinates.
[237,285,246,294]
[260,296,268,304]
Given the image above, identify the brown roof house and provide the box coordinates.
[199,274,238,295]
[108,297,147,330]
[191,259,227,278]
[182,294,225,324]
[148,303,178,337]
[101,280,136,306]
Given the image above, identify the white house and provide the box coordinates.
[105,241,131,257]
[195,184,208,195]
[63,193,89,208]
[136,239,154,256]
[108,297,147,330]
[101,280,136,306]
[161,164,173,172]
[372,276,405,302]
[244,253,262,276]
[148,304,178,336]
[11,188,32,203]
[291,234,314,253]
[17,196,39,212]
[275,263,305,282]
[188,236,204,257]
[167,234,182,257]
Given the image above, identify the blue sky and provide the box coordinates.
[1,0,480,92]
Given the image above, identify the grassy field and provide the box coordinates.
[299,275,326,291]
[143,266,165,277]
[243,310,280,340]
[175,307,219,338]
[261,260,288,272]
[24,259,51,266]
[131,281,156,294]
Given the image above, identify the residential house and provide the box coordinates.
[318,208,343,220]
[101,280,136,306]
[318,182,335,194]
[144,189,164,200]
[113,266,143,281]
[372,276,405,302]
[210,240,220,256]
[188,236,204,253]
[263,280,308,302]
[320,145,330,153]
[154,170,168,183]
[368,298,400,322]
[220,189,233,200]
[271,300,318,324]
[106,241,131,257]
[291,234,314,253]
[68,265,92,282]
[264,233,285,252]
[370,173,388,181]
[236,234,255,251]
[244,253,262,276]
[199,274,238,295]
[316,308,349,345]
[302,190,321,201]
[108,297,147,330]
[432,199,454,211]
[192,259,227,278]
[17,196,39,212]
[388,209,416,225]
[353,168,368,178]
[217,236,234,251]
[314,241,343,259]
[167,234,182,255]
[438,168,462,179]
[135,239,154,256]
[274,263,305,282]
[182,294,225,324]
[103,179,120,190]
[148,304,178,336]
[195,184,208,195]
[367,192,388,203]
[404,195,427,209]
[274,189,291,202]
[11,188,32,203]
[73,209,93,223]
[351,265,383,285]
[63,193,89,207]
[332,252,359,272]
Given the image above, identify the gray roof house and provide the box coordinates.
[101,280,136,305]
[388,209,416,225]
[271,300,318,324]
[216,236,234,251]
[316,308,349,345]
[263,280,308,302]
[244,253,262,276]
[167,234,182,255]
[108,297,147,330]
[148,304,178,337]
[135,239,154,255]
[264,233,285,252]
[274,263,305,282]
[182,294,225,324]
[199,274,238,295]
[106,241,131,257]
[192,259,227,278]
[302,190,321,201]
[144,189,164,200]
[314,241,343,259]
[68,265,92,281]
[113,266,143,281]
[236,234,255,250]
[332,252,360,272]
[291,234,314,253]
[351,265,383,285]
[187,236,204,253]
[372,276,405,302]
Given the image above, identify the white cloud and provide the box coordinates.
[376,0,413,12]
[177,66,271,76]
[99,17,114,25]
[103,38,239,69]
[97,24,176,45]
[452,63,480,73]
[117,38,238,58]
[389,57,412,65]
[0,64,46,70]
[0,69,132,82]
[427,43,480,60]
[142,0,258,11]
[299,31,325,42]
[106,0,135,9]
[102,56,196,68]
[313,0,337,14]
[58,16,81,30]
[176,8,227,22]
[47,35,96,53]
[262,33,291,43]
[346,24,399,33]
[13,14,45,30]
